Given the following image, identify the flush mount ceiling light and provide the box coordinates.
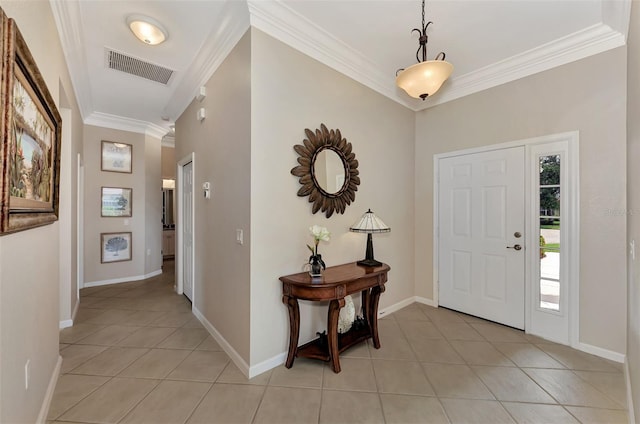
[396,0,453,100]
[126,14,168,46]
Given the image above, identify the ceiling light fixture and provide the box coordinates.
[396,0,453,100]
[126,14,168,46]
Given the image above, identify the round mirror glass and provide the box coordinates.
[313,148,346,194]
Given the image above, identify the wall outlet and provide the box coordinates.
[147,249,151,256]
[24,359,30,390]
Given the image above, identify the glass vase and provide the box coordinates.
[309,254,323,277]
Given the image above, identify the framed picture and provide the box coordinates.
[0,13,62,234]
[101,140,132,173]
[101,187,132,217]
[101,232,132,263]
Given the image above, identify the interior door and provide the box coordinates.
[182,161,193,301]
[438,146,525,329]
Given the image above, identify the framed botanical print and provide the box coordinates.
[101,187,132,217]
[101,232,132,263]
[101,140,132,173]
[0,12,62,234]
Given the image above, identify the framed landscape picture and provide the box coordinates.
[0,13,62,234]
[101,187,132,217]
[101,140,132,173]
[101,232,132,263]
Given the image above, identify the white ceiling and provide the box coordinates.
[50,0,630,141]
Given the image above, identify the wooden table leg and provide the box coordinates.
[283,295,300,368]
[368,285,385,349]
[361,289,371,326]
[327,298,345,373]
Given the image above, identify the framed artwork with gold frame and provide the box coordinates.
[0,10,62,235]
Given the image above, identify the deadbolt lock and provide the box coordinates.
[514,232,522,238]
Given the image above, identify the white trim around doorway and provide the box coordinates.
[176,153,195,306]
[433,131,580,348]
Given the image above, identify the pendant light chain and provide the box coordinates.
[395,0,453,100]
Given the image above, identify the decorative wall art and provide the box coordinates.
[101,231,132,263]
[101,140,132,173]
[291,124,360,218]
[101,187,132,217]
[0,11,62,234]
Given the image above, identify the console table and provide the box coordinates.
[279,262,390,373]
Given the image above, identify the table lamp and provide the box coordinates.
[349,209,390,267]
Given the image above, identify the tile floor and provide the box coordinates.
[49,261,629,423]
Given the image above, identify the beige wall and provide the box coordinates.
[627,1,640,417]
[415,47,627,354]
[250,29,415,365]
[175,31,252,363]
[0,1,83,422]
[145,135,162,274]
[161,146,176,180]
[83,126,162,284]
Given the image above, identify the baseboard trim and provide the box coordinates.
[415,296,438,308]
[574,341,625,363]
[71,297,80,321]
[249,352,287,379]
[378,297,417,319]
[192,306,251,378]
[84,269,162,288]
[60,293,81,329]
[37,355,62,424]
[59,319,73,329]
[625,357,636,424]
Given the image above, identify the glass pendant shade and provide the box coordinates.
[127,15,168,45]
[396,59,453,99]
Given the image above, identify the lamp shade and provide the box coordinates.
[350,209,390,234]
[127,15,168,45]
[396,59,453,99]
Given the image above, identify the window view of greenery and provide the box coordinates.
[539,155,560,311]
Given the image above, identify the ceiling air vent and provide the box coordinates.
[105,48,174,85]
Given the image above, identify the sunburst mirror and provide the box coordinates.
[291,124,360,218]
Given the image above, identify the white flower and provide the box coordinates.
[309,225,331,242]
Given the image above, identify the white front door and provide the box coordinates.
[182,161,194,301]
[438,146,525,329]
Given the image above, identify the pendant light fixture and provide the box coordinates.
[396,0,453,100]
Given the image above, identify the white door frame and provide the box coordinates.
[433,131,579,347]
[176,153,195,306]
[77,153,84,295]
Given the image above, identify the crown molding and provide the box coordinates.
[164,0,250,121]
[85,111,166,139]
[244,0,628,113]
[602,0,631,41]
[49,0,93,120]
[247,0,414,110]
[161,135,175,148]
[420,23,626,110]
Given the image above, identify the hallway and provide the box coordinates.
[48,262,628,423]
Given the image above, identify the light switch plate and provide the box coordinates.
[236,229,243,245]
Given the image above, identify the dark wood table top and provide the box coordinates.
[279,262,390,288]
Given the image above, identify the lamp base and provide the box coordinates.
[356,258,383,267]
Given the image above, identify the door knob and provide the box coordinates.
[507,244,522,251]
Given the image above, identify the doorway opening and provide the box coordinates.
[177,153,195,305]
[434,132,579,346]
